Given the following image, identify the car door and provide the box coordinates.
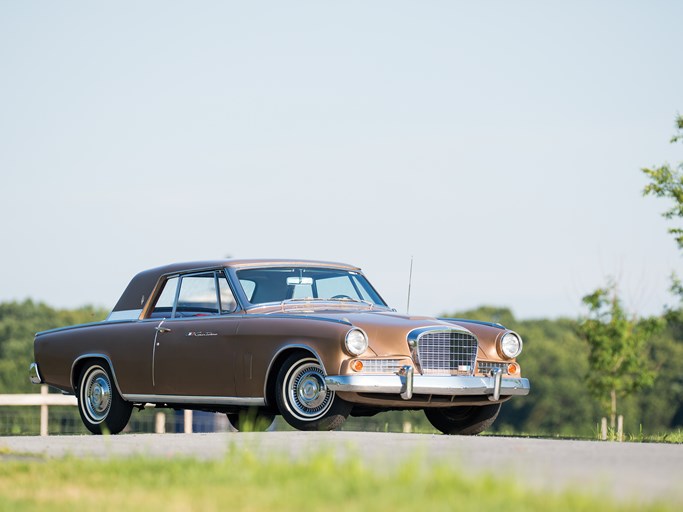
[151,270,241,397]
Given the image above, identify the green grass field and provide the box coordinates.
[0,444,674,512]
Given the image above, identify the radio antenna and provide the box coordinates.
[406,256,414,315]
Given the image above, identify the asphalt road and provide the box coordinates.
[1,432,681,504]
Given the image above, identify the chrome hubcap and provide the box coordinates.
[284,359,334,420]
[297,372,327,409]
[82,367,112,423]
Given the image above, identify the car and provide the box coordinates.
[29,259,530,435]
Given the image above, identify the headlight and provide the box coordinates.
[500,332,523,359]
[345,328,368,356]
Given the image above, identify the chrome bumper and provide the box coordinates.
[325,365,530,401]
[29,362,43,385]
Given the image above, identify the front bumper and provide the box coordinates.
[325,365,530,401]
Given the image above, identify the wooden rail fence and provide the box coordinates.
[0,386,189,436]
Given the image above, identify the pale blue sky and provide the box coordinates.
[1,1,682,319]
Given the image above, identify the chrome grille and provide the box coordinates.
[477,361,508,375]
[416,330,477,375]
[360,359,403,373]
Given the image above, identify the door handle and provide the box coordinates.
[156,326,171,333]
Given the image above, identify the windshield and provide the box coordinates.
[235,267,387,307]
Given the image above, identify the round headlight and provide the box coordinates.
[500,332,522,359]
[345,328,368,356]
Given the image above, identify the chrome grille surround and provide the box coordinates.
[408,327,478,376]
[359,359,403,373]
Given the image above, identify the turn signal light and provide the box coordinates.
[351,360,364,372]
[507,363,519,375]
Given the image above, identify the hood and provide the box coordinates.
[246,305,507,358]
[343,311,507,359]
[331,310,467,357]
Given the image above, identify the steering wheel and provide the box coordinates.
[331,295,353,300]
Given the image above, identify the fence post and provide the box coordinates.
[40,385,49,436]
[601,417,607,440]
[617,415,624,442]
[155,412,166,434]
[184,410,193,433]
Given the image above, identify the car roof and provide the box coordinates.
[111,259,361,313]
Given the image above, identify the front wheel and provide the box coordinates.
[275,354,351,431]
[77,363,132,435]
[425,403,501,435]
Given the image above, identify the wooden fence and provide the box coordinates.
[0,386,192,436]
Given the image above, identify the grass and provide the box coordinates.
[586,425,683,444]
[0,444,676,512]
[483,427,683,444]
[618,428,683,443]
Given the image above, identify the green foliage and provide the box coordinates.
[641,309,683,429]
[580,285,662,398]
[0,300,107,394]
[578,283,663,424]
[642,114,683,249]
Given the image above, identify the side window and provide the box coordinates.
[176,273,219,316]
[218,274,237,313]
[150,277,179,318]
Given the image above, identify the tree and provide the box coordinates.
[0,300,107,394]
[578,282,663,428]
[642,114,683,249]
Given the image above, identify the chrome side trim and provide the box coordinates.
[70,353,125,398]
[29,362,43,385]
[121,394,265,406]
[325,374,530,398]
[106,309,143,321]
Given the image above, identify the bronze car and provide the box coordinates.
[29,259,530,434]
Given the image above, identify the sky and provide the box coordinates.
[1,1,682,320]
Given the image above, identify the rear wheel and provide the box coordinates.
[77,363,132,435]
[425,403,501,435]
[275,354,351,431]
